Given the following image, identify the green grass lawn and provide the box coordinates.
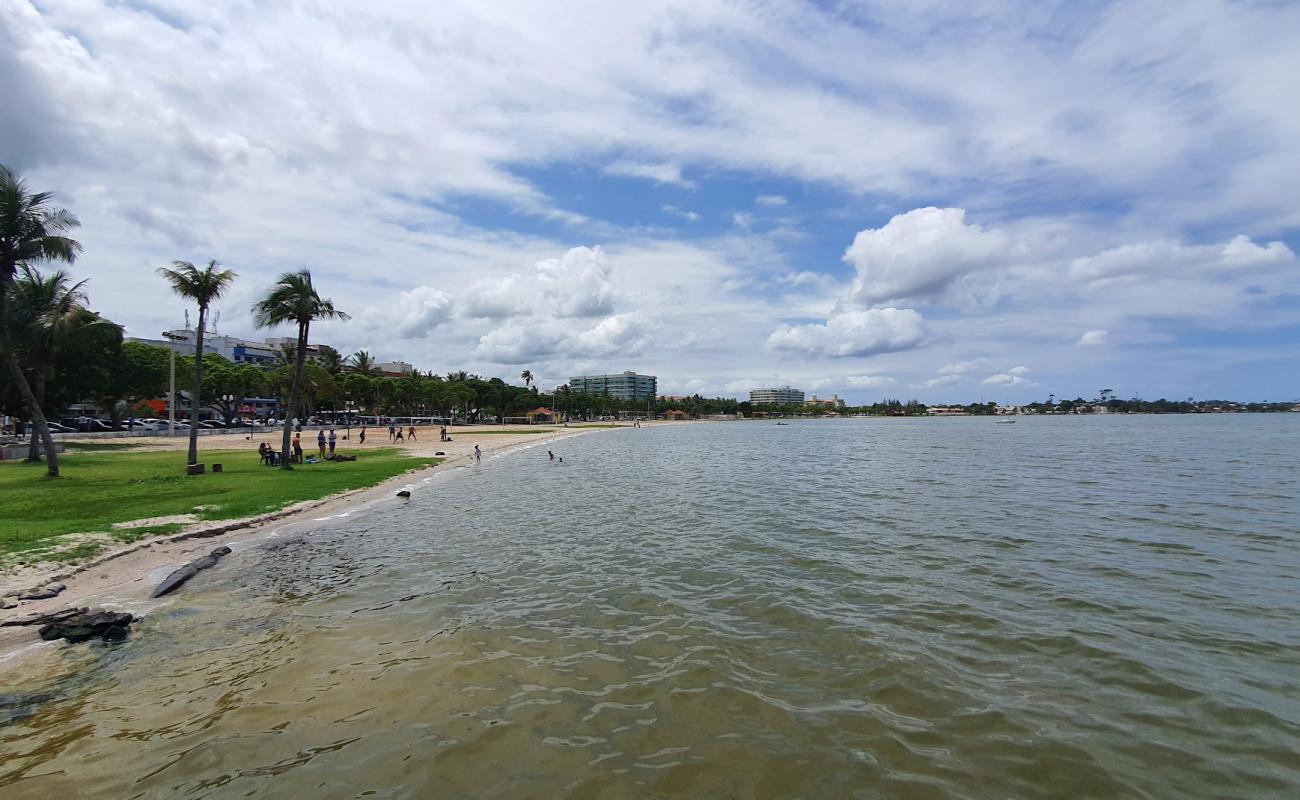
[0,447,438,557]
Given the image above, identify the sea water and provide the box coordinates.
[2,416,1298,798]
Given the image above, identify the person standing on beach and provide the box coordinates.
[328,429,337,455]
[388,423,396,442]
[395,428,404,443]
[317,429,326,459]
[359,427,367,445]
[292,433,303,463]
[474,444,481,461]
[408,425,417,442]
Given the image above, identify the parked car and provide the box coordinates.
[198,420,225,429]
[23,422,77,434]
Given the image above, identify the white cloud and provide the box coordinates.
[732,212,754,230]
[912,374,962,390]
[767,308,926,358]
[386,286,453,339]
[844,208,1013,305]
[844,375,895,388]
[937,359,988,376]
[535,246,617,318]
[662,205,701,222]
[603,161,695,188]
[1069,235,1295,282]
[755,194,787,206]
[983,369,1038,387]
[571,312,654,357]
[1078,329,1108,346]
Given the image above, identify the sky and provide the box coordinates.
[3,0,1299,403]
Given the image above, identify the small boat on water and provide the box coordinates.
[996,418,1016,424]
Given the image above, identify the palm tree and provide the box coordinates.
[251,269,348,469]
[348,349,379,375]
[0,165,81,477]
[7,266,112,460]
[521,369,534,390]
[158,259,236,469]
[317,344,344,376]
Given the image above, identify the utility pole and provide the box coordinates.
[163,330,187,436]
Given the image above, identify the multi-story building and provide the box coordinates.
[568,371,657,401]
[750,386,805,405]
[806,394,845,409]
[129,329,327,369]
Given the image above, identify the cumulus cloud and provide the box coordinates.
[732,212,754,230]
[571,312,654,357]
[387,286,453,339]
[474,320,567,364]
[845,208,1013,305]
[844,375,895,388]
[535,246,618,317]
[755,194,787,206]
[603,161,695,188]
[1078,329,1108,346]
[463,246,616,321]
[767,308,926,358]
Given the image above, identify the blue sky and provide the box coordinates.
[3,0,1298,402]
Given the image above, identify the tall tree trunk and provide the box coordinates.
[280,320,308,469]
[26,372,45,461]
[0,281,60,477]
[188,306,205,466]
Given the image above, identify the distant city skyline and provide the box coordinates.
[5,2,1298,403]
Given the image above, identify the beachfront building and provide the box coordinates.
[375,361,414,377]
[750,386,805,405]
[130,329,350,369]
[568,371,658,401]
[806,394,845,409]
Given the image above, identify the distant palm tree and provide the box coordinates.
[445,370,469,383]
[252,269,348,469]
[521,369,534,389]
[158,259,236,469]
[317,344,344,376]
[8,266,113,460]
[348,349,379,375]
[0,164,82,477]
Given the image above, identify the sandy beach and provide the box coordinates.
[0,422,657,656]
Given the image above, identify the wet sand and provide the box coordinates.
[0,422,661,654]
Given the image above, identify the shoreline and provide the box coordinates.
[0,422,659,659]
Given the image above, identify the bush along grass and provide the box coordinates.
[0,447,438,558]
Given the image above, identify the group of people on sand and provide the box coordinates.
[261,428,346,465]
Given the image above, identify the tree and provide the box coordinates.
[98,341,169,426]
[317,344,344,376]
[158,259,236,468]
[6,266,114,457]
[348,349,379,375]
[521,369,534,390]
[252,269,348,469]
[0,164,82,477]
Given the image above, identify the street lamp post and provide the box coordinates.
[162,331,187,436]
[221,394,234,437]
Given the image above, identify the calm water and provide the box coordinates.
[2,416,1299,798]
